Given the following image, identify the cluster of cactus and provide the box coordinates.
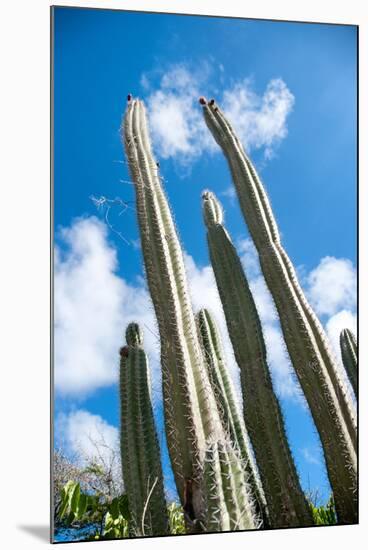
[118,95,357,535]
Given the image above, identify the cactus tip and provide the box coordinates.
[209,99,215,106]
[127,93,132,102]
[199,96,207,105]
[126,322,144,347]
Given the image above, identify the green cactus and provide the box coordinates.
[202,191,313,528]
[122,98,258,531]
[119,322,169,536]
[340,328,357,398]
[196,307,269,527]
[200,99,357,524]
[204,440,259,532]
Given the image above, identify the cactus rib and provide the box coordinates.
[202,191,313,528]
[340,328,357,398]
[123,98,258,529]
[196,307,269,526]
[120,323,168,536]
[201,100,357,524]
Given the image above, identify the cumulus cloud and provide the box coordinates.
[222,78,295,159]
[54,216,159,397]
[306,256,356,317]
[145,65,213,163]
[56,409,120,470]
[143,65,294,164]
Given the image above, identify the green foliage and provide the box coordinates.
[57,480,130,540]
[167,503,186,535]
[57,479,187,539]
[310,497,337,526]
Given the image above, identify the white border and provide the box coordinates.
[0,1,366,548]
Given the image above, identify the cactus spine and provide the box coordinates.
[196,307,269,526]
[201,100,357,523]
[340,329,357,398]
[122,98,258,530]
[204,440,259,531]
[202,191,313,528]
[119,322,168,536]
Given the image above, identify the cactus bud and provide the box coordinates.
[126,322,143,347]
[202,191,223,227]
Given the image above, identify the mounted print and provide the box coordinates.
[51,5,358,543]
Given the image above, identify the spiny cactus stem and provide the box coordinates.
[201,101,357,524]
[203,100,356,449]
[340,329,357,398]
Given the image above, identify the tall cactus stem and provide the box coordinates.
[203,440,258,531]
[202,191,313,528]
[196,307,269,526]
[201,100,357,523]
[120,323,169,536]
[122,98,257,529]
[340,329,357,398]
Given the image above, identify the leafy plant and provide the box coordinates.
[57,480,130,540]
[310,496,337,526]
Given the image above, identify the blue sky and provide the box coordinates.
[53,7,357,508]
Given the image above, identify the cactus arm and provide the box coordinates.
[217,441,258,530]
[124,99,202,503]
[120,323,168,536]
[203,442,231,532]
[340,329,357,397]
[196,308,269,526]
[123,99,234,528]
[201,100,357,523]
[244,153,357,449]
[203,441,257,531]
[202,192,313,528]
[203,101,357,448]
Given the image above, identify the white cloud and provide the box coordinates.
[54,216,159,397]
[145,65,213,163]
[300,447,321,466]
[56,409,119,469]
[143,65,294,164]
[222,78,295,157]
[306,256,356,316]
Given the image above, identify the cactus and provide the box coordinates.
[200,99,357,523]
[204,440,259,531]
[340,329,357,398]
[202,191,313,527]
[196,307,269,526]
[119,322,169,536]
[122,98,258,531]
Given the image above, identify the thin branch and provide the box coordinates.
[141,477,158,537]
